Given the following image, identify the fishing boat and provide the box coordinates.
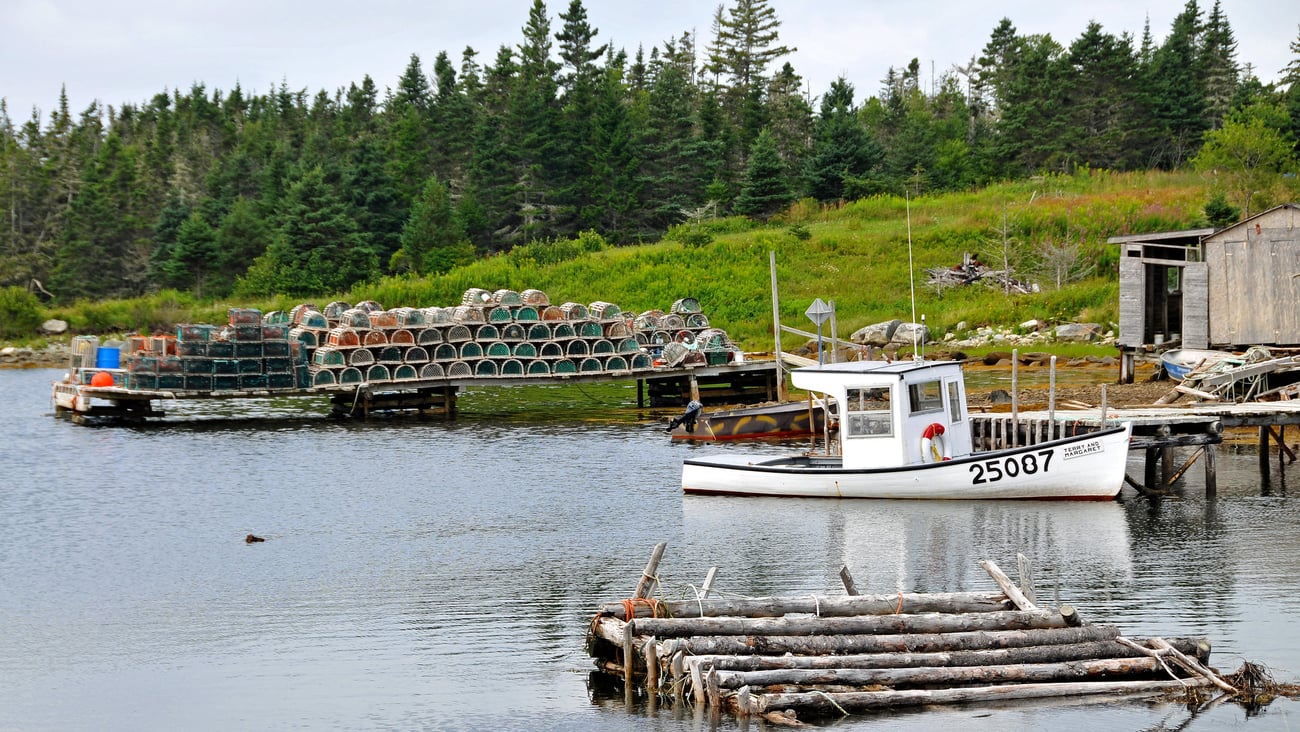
[1160,348,1240,382]
[681,359,1133,500]
[669,400,833,440]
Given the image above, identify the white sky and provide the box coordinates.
[2,0,1296,123]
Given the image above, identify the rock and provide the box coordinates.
[0,346,15,358]
[1055,323,1103,342]
[1020,351,1053,366]
[982,351,1013,366]
[890,322,931,345]
[40,319,68,335]
[989,389,1014,404]
[1020,319,1044,331]
[851,319,901,346]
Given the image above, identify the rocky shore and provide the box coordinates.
[1,342,71,369]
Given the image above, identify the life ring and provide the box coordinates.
[920,422,951,462]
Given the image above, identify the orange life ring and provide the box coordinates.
[920,422,950,462]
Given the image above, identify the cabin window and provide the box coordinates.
[947,381,962,423]
[908,380,943,415]
[844,387,892,438]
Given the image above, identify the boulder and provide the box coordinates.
[890,322,931,345]
[851,319,901,346]
[1055,323,1103,342]
[40,319,68,335]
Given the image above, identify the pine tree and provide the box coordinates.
[394,176,473,275]
[166,211,218,296]
[1148,1,1208,168]
[1200,0,1240,129]
[804,78,880,202]
[1065,22,1143,169]
[212,197,271,295]
[734,128,793,218]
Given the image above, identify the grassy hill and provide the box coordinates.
[30,169,1215,350]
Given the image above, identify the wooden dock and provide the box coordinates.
[970,401,1300,494]
[52,360,783,423]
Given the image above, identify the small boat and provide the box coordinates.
[682,359,1133,500]
[669,400,833,441]
[1160,348,1240,381]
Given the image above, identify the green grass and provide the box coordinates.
[13,169,1219,351]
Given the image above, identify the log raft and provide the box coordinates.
[586,547,1226,722]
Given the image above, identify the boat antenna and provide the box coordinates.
[906,191,921,362]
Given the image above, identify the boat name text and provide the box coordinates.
[1061,439,1104,460]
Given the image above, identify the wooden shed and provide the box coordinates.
[1113,203,1300,351]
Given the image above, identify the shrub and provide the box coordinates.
[0,286,43,338]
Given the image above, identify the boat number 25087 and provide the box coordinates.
[969,449,1054,484]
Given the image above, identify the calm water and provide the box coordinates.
[2,367,1299,731]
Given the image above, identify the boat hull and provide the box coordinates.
[682,423,1132,500]
[671,401,830,440]
[1161,349,1236,381]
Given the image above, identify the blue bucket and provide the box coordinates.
[95,346,121,369]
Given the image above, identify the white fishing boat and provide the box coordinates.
[681,359,1133,500]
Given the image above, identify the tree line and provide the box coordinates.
[1,0,1298,304]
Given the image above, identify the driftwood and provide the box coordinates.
[713,656,1165,689]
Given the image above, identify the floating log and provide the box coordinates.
[747,678,1217,715]
[597,592,1011,619]
[674,637,1209,671]
[630,609,1071,638]
[712,656,1166,689]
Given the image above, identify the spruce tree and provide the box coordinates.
[734,128,793,219]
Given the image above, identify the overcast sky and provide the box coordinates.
[2,0,1296,123]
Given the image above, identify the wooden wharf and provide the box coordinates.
[53,360,784,423]
[970,400,1300,494]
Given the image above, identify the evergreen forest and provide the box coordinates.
[2,0,1300,310]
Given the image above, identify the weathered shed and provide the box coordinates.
[1203,204,1300,347]
[1113,203,1300,350]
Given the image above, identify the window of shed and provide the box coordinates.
[908,380,943,415]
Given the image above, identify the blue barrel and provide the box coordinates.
[95,346,121,369]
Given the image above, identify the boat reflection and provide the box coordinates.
[679,497,1133,599]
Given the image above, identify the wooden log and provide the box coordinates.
[713,656,1167,689]
[666,624,1122,656]
[634,541,667,599]
[632,609,1068,639]
[753,678,1217,713]
[690,659,705,705]
[1016,553,1037,606]
[979,560,1039,611]
[699,567,718,598]
[840,565,858,596]
[1059,604,1081,627]
[597,592,1012,619]
[682,637,1207,671]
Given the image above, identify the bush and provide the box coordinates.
[0,286,43,338]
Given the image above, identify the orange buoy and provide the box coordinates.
[90,371,115,387]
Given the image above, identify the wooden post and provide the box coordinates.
[635,542,668,599]
[1016,554,1036,606]
[1048,356,1057,440]
[770,251,788,401]
[1204,444,1217,496]
[644,637,659,693]
[840,565,859,596]
[1144,448,1158,490]
[700,567,718,599]
[636,379,644,409]
[1161,447,1174,485]
[1260,426,1271,483]
[623,622,635,685]
[1011,349,1019,447]
[688,373,700,404]
[829,300,839,364]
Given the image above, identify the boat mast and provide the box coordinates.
[906,193,921,362]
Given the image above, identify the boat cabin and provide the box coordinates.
[792,360,972,469]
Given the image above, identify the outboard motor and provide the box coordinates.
[667,399,703,433]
